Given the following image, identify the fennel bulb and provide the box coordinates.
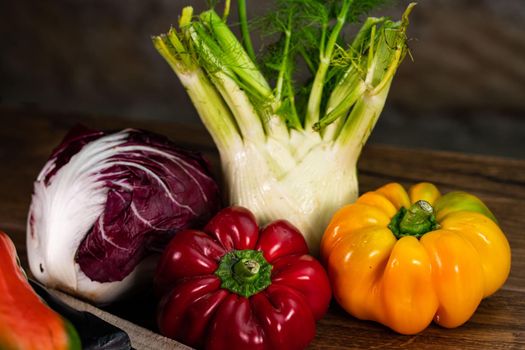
[153,2,415,254]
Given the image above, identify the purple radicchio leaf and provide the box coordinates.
[75,128,221,282]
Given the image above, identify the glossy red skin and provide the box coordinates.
[155,206,332,350]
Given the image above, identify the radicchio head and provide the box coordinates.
[27,126,221,303]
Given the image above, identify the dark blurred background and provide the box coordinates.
[1,0,524,158]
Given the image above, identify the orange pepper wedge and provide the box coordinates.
[0,231,81,350]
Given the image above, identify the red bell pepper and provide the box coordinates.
[155,206,331,350]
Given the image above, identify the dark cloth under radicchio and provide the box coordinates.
[45,126,221,283]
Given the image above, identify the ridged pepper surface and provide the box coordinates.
[321,182,511,334]
[155,206,331,350]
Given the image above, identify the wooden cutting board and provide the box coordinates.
[49,288,192,350]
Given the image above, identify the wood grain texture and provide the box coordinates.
[0,107,523,349]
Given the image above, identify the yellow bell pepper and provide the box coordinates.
[321,182,511,334]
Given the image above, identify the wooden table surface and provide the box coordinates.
[1,107,524,349]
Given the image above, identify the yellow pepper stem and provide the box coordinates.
[389,200,440,239]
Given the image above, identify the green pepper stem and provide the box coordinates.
[389,200,440,239]
[215,250,272,298]
[233,259,260,282]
